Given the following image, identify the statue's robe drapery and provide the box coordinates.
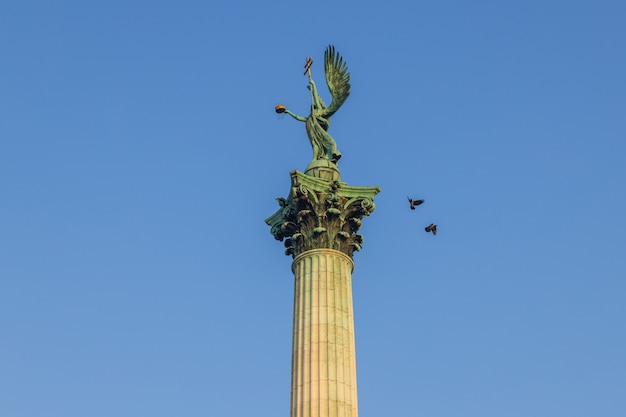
[305,108,341,163]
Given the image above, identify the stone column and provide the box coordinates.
[291,249,358,417]
[267,166,380,417]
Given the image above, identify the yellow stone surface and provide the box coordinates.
[291,248,358,417]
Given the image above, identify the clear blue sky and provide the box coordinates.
[1,1,625,416]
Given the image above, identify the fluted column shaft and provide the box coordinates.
[290,248,358,417]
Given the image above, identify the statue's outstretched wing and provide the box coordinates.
[323,45,351,118]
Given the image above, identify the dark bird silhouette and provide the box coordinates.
[407,197,424,210]
[425,223,437,235]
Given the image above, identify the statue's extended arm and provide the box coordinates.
[285,109,307,122]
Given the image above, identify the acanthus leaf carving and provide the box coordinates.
[266,171,380,259]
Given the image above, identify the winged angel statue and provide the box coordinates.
[275,45,350,165]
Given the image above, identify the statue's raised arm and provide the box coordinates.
[275,45,351,166]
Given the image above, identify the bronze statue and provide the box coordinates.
[276,45,351,165]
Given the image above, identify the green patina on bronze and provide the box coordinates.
[268,46,380,258]
[277,45,350,166]
[266,171,380,259]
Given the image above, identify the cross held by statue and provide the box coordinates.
[304,57,313,76]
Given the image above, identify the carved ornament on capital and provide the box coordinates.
[266,171,380,259]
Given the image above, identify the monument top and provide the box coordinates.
[268,45,380,259]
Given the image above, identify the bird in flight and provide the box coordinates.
[407,197,424,210]
[425,223,437,235]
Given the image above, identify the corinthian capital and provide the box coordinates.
[266,171,380,259]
